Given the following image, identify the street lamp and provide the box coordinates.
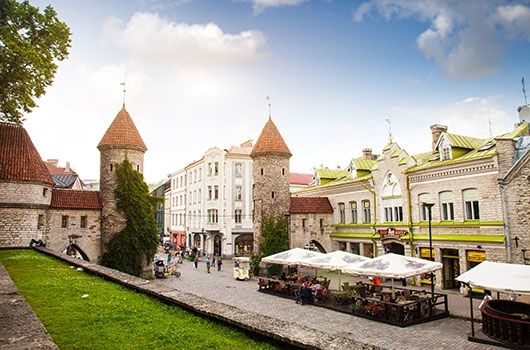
[422,202,435,299]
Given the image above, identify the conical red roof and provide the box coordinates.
[97,106,147,152]
[0,122,53,185]
[250,118,291,158]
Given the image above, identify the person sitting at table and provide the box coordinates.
[280,271,287,281]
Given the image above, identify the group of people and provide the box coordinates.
[193,255,223,273]
[296,277,329,305]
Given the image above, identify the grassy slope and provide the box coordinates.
[0,250,277,350]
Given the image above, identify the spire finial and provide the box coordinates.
[385,116,393,143]
[522,77,528,106]
[266,95,271,120]
[120,73,127,108]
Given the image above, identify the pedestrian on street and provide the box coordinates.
[206,256,211,273]
[211,257,216,268]
[194,255,199,268]
[217,257,222,271]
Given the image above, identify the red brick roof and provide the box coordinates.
[0,122,53,185]
[50,189,102,210]
[250,118,291,158]
[289,173,313,185]
[97,106,147,152]
[44,160,77,175]
[290,197,333,214]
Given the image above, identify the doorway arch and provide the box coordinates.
[308,240,327,253]
[384,242,405,255]
[62,244,90,261]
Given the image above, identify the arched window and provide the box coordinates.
[381,172,403,222]
[362,200,371,223]
[463,189,480,220]
[439,191,455,221]
[350,201,358,223]
[418,193,430,221]
[338,203,345,223]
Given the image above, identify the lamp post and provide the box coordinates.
[422,203,435,298]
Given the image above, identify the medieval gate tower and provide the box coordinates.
[97,106,147,256]
[250,117,292,253]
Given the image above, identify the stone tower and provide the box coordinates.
[251,117,292,254]
[97,106,147,256]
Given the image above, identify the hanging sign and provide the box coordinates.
[420,247,435,258]
[467,250,486,263]
[379,228,406,242]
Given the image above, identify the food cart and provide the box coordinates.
[233,256,251,280]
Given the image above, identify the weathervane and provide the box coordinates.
[522,77,528,106]
[120,73,127,107]
[385,116,393,143]
[266,95,271,119]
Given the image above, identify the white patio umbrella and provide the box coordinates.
[304,250,370,289]
[261,248,324,265]
[456,261,530,295]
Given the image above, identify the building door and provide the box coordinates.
[384,242,405,255]
[214,234,222,256]
[442,249,460,289]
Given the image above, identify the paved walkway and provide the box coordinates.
[157,259,497,350]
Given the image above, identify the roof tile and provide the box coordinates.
[50,189,102,210]
[97,107,147,152]
[289,173,313,185]
[289,197,333,214]
[251,118,291,157]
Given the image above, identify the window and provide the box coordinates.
[193,190,196,204]
[350,243,360,255]
[463,189,480,220]
[214,186,219,200]
[302,218,306,229]
[208,163,213,176]
[110,164,113,172]
[198,189,201,203]
[235,209,242,224]
[260,168,264,175]
[440,191,455,221]
[319,218,324,231]
[208,209,218,224]
[214,162,219,176]
[271,191,275,199]
[338,203,345,224]
[198,168,202,180]
[235,163,242,177]
[43,188,48,197]
[37,215,44,229]
[235,186,242,201]
[441,145,452,161]
[208,186,212,200]
[362,200,371,223]
[61,216,68,228]
[350,201,358,223]
[282,168,285,176]
[418,193,429,221]
[384,206,403,222]
[136,165,140,172]
[80,216,87,228]
[194,170,197,183]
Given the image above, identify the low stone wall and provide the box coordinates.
[0,264,58,350]
[35,247,379,350]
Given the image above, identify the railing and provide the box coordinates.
[257,278,449,327]
[481,300,530,346]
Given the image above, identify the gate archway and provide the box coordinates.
[62,244,90,261]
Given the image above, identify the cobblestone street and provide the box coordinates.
[157,259,497,350]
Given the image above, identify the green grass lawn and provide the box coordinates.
[0,250,279,350]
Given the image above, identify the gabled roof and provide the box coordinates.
[351,158,376,171]
[250,118,291,158]
[50,189,102,210]
[51,174,79,189]
[289,173,313,185]
[97,106,147,152]
[289,197,333,214]
[316,168,348,179]
[438,133,485,150]
[0,122,53,185]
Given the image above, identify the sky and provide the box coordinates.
[24,0,530,183]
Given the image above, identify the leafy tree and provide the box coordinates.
[252,216,289,276]
[101,159,160,277]
[0,0,71,124]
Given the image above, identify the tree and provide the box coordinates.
[0,0,71,124]
[252,216,289,276]
[101,160,160,277]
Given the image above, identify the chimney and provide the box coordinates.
[362,148,373,160]
[65,161,71,173]
[47,159,59,166]
[430,124,448,152]
[496,138,515,175]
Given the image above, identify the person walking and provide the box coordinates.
[193,255,199,269]
[211,257,216,268]
[205,256,211,273]
[217,257,222,271]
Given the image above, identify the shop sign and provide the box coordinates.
[379,228,406,242]
[420,247,435,258]
[467,250,486,263]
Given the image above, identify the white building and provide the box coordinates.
[168,141,254,257]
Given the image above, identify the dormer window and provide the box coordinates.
[440,145,452,160]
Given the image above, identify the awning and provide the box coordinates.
[455,261,530,295]
[261,248,323,265]
[303,250,370,270]
[341,253,442,279]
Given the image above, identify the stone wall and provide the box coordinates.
[252,155,290,252]
[99,148,144,255]
[0,182,52,206]
[0,208,47,247]
[46,209,102,262]
[289,213,333,252]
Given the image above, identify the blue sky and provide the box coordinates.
[25,0,530,182]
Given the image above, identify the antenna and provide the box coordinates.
[385,116,393,143]
[522,77,528,106]
[266,95,271,119]
[488,117,493,138]
[120,73,127,107]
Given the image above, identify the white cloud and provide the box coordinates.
[353,1,530,80]
[249,0,308,14]
[103,12,266,70]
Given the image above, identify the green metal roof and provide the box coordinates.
[444,133,486,150]
[316,168,349,179]
[496,122,529,139]
[351,158,376,171]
